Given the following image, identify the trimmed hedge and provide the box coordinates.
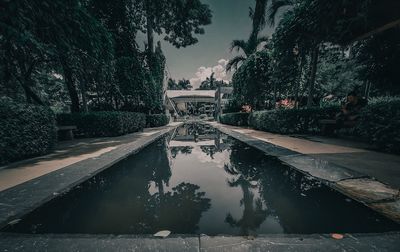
[146,114,170,128]
[57,111,146,137]
[248,107,340,134]
[219,112,250,126]
[238,99,400,154]
[355,99,400,153]
[0,99,57,165]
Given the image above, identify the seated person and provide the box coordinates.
[336,91,367,124]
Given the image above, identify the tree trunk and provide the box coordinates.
[61,59,80,113]
[294,56,303,108]
[21,83,44,105]
[16,59,44,105]
[80,78,88,112]
[146,1,154,55]
[307,44,319,107]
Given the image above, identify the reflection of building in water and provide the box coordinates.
[170,124,229,152]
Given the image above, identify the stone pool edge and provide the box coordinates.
[0,124,181,230]
[0,232,400,251]
[207,122,400,225]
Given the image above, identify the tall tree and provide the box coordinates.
[0,0,113,112]
[249,0,269,40]
[142,0,212,54]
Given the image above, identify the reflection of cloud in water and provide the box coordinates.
[169,140,215,147]
[186,146,229,169]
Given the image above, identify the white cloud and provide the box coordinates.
[189,59,231,89]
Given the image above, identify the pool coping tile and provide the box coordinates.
[333,178,400,203]
[279,154,366,182]
[1,233,400,252]
[0,233,200,252]
[199,232,400,252]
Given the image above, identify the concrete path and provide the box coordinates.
[0,123,181,192]
[211,123,400,189]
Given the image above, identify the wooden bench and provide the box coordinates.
[57,125,77,140]
[319,119,357,135]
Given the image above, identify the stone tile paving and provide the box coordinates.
[199,233,400,252]
[1,233,400,251]
[0,234,199,252]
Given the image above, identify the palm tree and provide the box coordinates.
[226,36,269,72]
[249,0,269,40]
[266,0,296,26]
[224,163,267,236]
[227,0,292,72]
[249,0,296,37]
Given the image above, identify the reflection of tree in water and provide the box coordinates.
[152,139,173,195]
[200,145,217,159]
[224,142,267,236]
[253,150,399,234]
[170,146,194,158]
[145,182,211,234]
[184,123,215,136]
[143,140,211,234]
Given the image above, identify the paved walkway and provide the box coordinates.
[0,123,181,192]
[211,123,400,189]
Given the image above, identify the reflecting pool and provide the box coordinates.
[4,123,400,235]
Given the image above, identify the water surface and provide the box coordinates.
[4,123,399,235]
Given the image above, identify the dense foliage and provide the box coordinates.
[218,97,400,153]
[219,113,250,127]
[355,98,400,153]
[146,114,170,128]
[227,0,400,110]
[231,51,272,109]
[57,112,146,137]
[0,98,57,165]
[0,0,212,114]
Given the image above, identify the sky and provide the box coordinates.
[141,0,275,89]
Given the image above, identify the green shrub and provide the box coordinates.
[248,106,340,134]
[57,111,146,137]
[146,114,170,128]
[219,112,250,126]
[355,98,400,153]
[0,99,57,165]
